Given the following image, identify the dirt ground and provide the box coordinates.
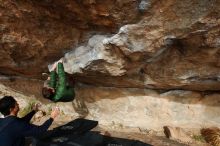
[93,126,211,146]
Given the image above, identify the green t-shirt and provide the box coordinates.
[48,63,75,101]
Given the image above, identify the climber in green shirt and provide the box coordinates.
[42,59,75,102]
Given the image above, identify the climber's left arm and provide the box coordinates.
[53,62,66,101]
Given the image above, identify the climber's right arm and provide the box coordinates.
[48,71,56,88]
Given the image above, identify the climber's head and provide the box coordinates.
[0,96,20,117]
[42,87,55,100]
[42,76,55,100]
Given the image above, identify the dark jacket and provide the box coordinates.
[48,63,75,101]
[0,111,53,146]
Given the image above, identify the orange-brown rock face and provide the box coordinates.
[1,0,220,91]
[0,0,139,78]
[59,0,220,91]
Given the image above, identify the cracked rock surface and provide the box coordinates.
[1,1,220,144]
[51,0,220,91]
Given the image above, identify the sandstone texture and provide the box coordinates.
[60,0,220,91]
[2,78,220,134]
[164,126,193,143]
[77,85,220,132]
[0,82,215,145]
[1,0,220,91]
[1,1,220,145]
[0,0,139,78]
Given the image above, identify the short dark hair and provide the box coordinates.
[0,96,16,116]
[42,87,54,100]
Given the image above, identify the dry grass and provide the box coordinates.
[201,127,220,146]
